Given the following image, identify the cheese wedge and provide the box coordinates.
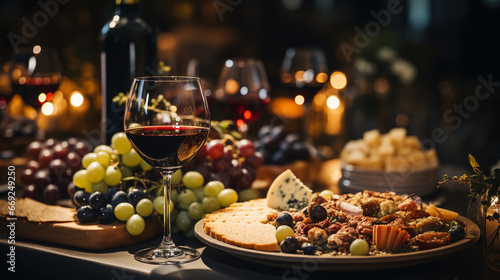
[266,169,313,211]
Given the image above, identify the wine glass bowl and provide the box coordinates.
[10,46,62,109]
[214,58,270,131]
[280,47,328,103]
[124,76,210,264]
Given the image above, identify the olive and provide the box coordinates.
[276,212,294,228]
[309,204,327,222]
[280,236,300,253]
[449,225,465,242]
[301,243,317,255]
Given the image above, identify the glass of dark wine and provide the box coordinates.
[124,76,210,264]
[214,58,270,133]
[10,45,62,109]
[280,47,328,103]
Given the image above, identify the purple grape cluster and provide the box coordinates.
[20,138,90,204]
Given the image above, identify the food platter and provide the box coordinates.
[194,216,480,271]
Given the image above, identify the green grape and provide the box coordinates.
[119,165,133,179]
[171,169,183,186]
[182,171,204,189]
[171,188,179,204]
[171,209,178,224]
[192,187,205,202]
[122,149,142,167]
[94,144,114,155]
[238,189,260,202]
[73,170,91,192]
[91,181,108,194]
[319,190,334,200]
[86,161,106,183]
[111,132,132,155]
[275,225,294,244]
[126,214,145,236]
[183,227,195,238]
[136,198,154,217]
[95,151,110,166]
[140,160,152,171]
[153,196,174,215]
[114,202,135,221]
[204,181,225,197]
[187,202,204,220]
[104,166,122,186]
[82,153,97,168]
[349,239,370,256]
[217,189,238,207]
[177,189,197,209]
[202,197,221,213]
[175,211,192,232]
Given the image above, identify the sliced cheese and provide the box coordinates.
[266,169,313,211]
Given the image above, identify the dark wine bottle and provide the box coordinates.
[100,0,157,144]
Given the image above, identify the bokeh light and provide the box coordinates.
[330,71,347,89]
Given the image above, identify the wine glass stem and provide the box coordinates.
[160,171,176,249]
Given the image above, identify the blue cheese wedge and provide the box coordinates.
[266,169,313,211]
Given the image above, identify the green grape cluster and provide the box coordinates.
[158,170,241,238]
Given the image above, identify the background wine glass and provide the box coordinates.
[214,58,270,134]
[10,45,62,109]
[124,76,210,264]
[280,47,329,104]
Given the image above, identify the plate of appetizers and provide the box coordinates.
[195,170,480,271]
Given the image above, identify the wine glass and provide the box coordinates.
[124,76,210,264]
[214,58,270,133]
[10,45,62,109]
[280,47,328,103]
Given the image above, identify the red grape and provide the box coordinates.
[43,184,60,204]
[26,141,43,160]
[23,184,42,200]
[73,141,90,157]
[43,138,59,149]
[67,182,76,198]
[237,139,256,158]
[48,159,72,182]
[206,140,224,159]
[237,168,253,190]
[33,169,51,191]
[222,146,234,160]
[246,151,264,167]
[38,148,54,168]
[26,160,40,172]
[66,151,82,171]
[212,157,228,173]
[20,168,35,185]
[227,159,243,177]
[195,144,207,160]
[53,144,69,160]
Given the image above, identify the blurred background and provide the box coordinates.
[0,0,499,170]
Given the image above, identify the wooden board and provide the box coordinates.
[0,208,160,250]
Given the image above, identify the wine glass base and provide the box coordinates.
[134,246,201,264]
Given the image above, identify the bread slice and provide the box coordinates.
[202,199,279,251]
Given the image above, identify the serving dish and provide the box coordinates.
[194,216,479,271]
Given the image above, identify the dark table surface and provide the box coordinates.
[1,166,500,280]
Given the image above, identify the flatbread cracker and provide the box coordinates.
[0,198,75,222]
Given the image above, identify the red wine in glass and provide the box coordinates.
[218,97,269,126]
[11,77,60,108]
[126,125,209,170]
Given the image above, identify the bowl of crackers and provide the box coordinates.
[339,128,439,196]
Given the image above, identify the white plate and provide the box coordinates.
[194,216,479,271]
